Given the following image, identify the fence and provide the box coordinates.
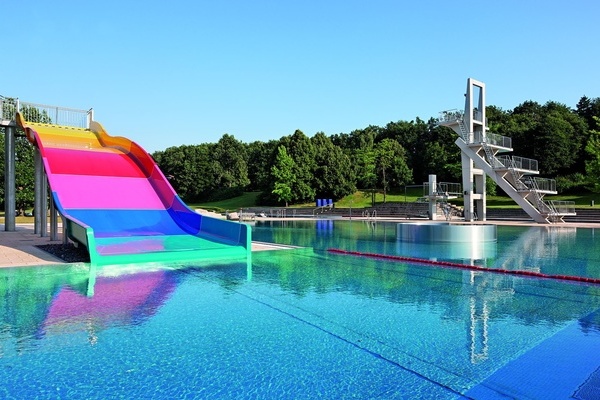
[0,96,92,128]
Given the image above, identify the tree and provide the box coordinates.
[153,144,213,202]
[506,101,587,175]
[311,132,356,199]
[585,117,600,192]
[247,139,279,191]
[374,139,412,202]
[576,96,600,131]
[280,130,316,203]
[271,146,295,206]
[0,101,51,212]
[353,148,377,189]
[212,134,250,190]
[334,126,378,189]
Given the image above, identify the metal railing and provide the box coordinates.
[472,109,489,126]
[497,155,538,172]
[438,109,489,127]
[549,201,576,215]
[438,109,463,123]
[423,182,462,197]
[523,177,556,192]
[0,96,92,128]
[472,131,512,148]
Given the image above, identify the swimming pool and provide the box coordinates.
[1,220,600,399]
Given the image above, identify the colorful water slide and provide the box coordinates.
[16,113,251,266]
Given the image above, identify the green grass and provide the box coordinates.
[189,191,262,213]
[189,189,600,211]
[0,212,36,224]
[313,188,425,208]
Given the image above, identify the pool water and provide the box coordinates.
[2,220,600,399]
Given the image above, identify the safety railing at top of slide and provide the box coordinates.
[0,96,92,128]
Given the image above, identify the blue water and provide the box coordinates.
[2,221,600,399]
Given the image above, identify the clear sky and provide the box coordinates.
[2,1,599,153]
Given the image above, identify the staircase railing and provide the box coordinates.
[481,141,503,168]
[524,177,554,216]
[457,119,470,142]
[500,156,529,191]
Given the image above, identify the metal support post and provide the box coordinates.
[4,125,16,231]
[34,148,43,234]
[428,174,437,221]
[62,215,68,244]
[50,193,59,241]
[41,176,48,237]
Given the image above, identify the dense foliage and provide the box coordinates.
[1,100,52,212]
[2,96,600,209]
[152,96,600,205]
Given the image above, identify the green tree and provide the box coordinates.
[247,139,279,191]
[311,132,356,199]
[354,148,377,189]
[280,130,316,203]
[212,134,250,190]
[153,144,213,202]
[585,117,600,192]
[333,126,378,189]
[375,139,412,202]
[576,96,600,131]
[271,145,295,206]
[0,101,51,211]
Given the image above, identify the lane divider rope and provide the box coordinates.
[327,248,600,285]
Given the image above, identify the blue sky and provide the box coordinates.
[3,1,599,153]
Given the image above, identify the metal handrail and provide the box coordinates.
[472,131,512,148]
[497,155,538,172]
[438,109,463,123]
[423,182,462,197]
[0,96,92,128]
[524,177,556,192]
[549,201,576,215]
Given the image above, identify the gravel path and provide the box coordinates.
[36,244,90,263]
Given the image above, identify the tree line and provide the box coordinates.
[153,96,600,206]
[2,96,600,210]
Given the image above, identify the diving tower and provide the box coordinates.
[438,78,576,224]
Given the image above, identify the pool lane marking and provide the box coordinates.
[327,249,600,285]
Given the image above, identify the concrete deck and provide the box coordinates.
[1,219,598,268]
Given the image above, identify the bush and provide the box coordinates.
[203,186,245,202]
[556,173,588,193]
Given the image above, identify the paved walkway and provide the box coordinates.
[0,224,65,267]
[1,219,598,268]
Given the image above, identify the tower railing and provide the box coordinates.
[523,177,556,193]
[497,155,538,172]
[472,131,512,148]
[549,201,576,215]
[438,109,464,123]
[423,182,462,197]
[0,96,92,128]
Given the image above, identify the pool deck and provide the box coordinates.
[1,218,598,268]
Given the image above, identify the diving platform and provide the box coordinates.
[438,78,575,224]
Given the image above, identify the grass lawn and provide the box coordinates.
[189,189,600,211]
[0,213,36,224]
[190,192,262,213]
